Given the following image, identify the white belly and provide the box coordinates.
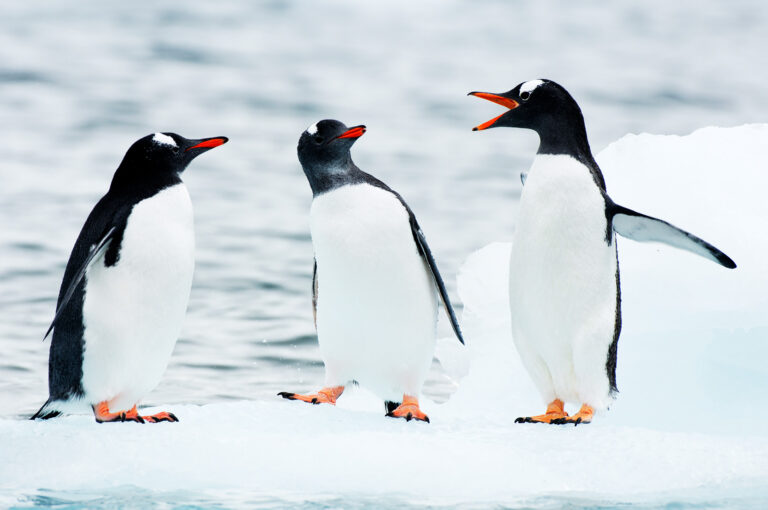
[311,184,438,401]
[81,184,195,410]
[509,155,618,409]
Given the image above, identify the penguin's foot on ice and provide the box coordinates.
[278,385,344,405]
[385,395,430,423]
[93,402,145,424]
[140,410,179,423]
[551,404,594,426]
[93,403,178,424]
[515,399,569,424]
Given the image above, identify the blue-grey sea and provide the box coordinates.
[1,1,767,508]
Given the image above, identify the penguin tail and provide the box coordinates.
[30,399,61,420]
[385,401,401,415]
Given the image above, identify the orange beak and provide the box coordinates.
[468,92,519,131]
[335,125,367,140]
[185,137,228,151]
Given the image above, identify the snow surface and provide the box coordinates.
[2,125,767,507]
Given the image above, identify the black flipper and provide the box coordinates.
[312,259,318,329]
[347,169,465,345]
[43,225,117,340]
[608,201,736,269]
[408,216,465,345]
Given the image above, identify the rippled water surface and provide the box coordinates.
[1,1,767,507]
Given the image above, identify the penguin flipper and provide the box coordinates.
[355,173,465,344]
[409,217,465,345]
[312,259,318,329]
[608,202,736,269]
[43,225,117,340]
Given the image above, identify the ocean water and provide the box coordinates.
[1,1,767,508]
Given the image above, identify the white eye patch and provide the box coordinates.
[306,123,318,135]
[152,132,177,147]
[520,79,545,95]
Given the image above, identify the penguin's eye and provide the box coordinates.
[314,135,325,144]
[520,91,531,101]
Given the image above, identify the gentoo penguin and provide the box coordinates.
[469,80,736,425]
[278,120,464,422]
[32,132,228,423]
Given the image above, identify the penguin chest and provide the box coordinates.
[81,184,195,407]
[309,184,437,398]
[509,155,617,366]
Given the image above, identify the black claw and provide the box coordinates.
[119,413,126,422]
[277,392,296,400]
[385,412,394,418]
[136,415,145,424]
[515,417,525,423]
[423,415,430,424]
[574,417,582,426]
[168,413,179,422]
[406,412,413,421]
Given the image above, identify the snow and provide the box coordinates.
[2,125,768,507]
[2,398,767,506]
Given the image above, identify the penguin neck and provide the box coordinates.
[534,116,605,190]
[110,163,183,197]
[304,158,362,197]
[535,114,593,159]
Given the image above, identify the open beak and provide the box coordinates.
[468,92,519,131]
[334,125,366,140]
[185,136,229,152]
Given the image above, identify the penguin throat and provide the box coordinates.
[535,116,592,161]
[304,161,360,196]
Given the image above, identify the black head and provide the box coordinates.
[469,79,591,157]
[297,119,366,195]
[110,132,228,191]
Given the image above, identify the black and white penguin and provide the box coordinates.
[469,79,736,425]
[278,120,464,422]
[32,132,228,423]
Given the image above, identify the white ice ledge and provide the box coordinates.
[3,124,768,506]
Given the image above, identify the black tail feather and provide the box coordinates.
[384,401,401,415]
[30,400,61,420]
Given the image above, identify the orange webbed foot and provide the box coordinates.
[385,395,430,423]
[140,410,179,423]
[551,404,594,426]
[278,386,344,405]
[93,402,144,424]
[515,399,569,424]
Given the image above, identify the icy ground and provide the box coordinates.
[2,125,767,508]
